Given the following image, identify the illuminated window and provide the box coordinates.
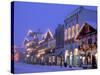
[65,50,69,61]
[74,48,78,55]
[68,27,71,39]
[72,25,75,38]
[76,24,79,35]
[64,29,67,41]
[52,56,55,62]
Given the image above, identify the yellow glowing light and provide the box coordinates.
[76,24,79,34]
[65,50,69,56]
[72,25,75,38]
[74,48,78,55]
[68,27,71,39]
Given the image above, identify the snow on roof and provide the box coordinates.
[24,37,29,42]
[42,29,54,39]
[85,21,97,29]
[38,40,45,44]
[23,37,29,45]
[48,29,54,39]
[38,48,49,53]
[27,29,33,35]
[27,29,35,37]
[75,22,96,39]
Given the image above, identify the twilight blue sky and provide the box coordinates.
[13,1,97,46]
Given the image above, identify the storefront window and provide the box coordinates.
[65,50,69,62]
[74,48,78,56]
[52,56,55,62]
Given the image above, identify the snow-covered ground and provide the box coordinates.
[14,62,83,74]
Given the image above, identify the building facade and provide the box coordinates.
[22,6,97,68]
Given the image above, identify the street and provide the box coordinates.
[14,62,83,74]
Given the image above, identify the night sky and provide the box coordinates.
[13,1,97,46]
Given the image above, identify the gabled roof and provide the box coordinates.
[42,29,54,40]
[27,29,34,37]
[23,37,29,45]
[75,22,97,39]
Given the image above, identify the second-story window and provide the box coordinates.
[68,27,71,40]
[76,24,79,35]
[72,25,75,38]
